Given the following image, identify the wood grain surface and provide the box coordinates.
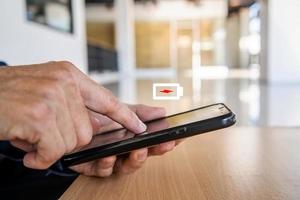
[60,127,300,200]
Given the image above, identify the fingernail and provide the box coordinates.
[138,122,147,133]
[138,150,147,161]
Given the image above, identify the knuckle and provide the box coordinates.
[77,130,92,147]
[29,100,52,121]
[58,61,75,71]
[8,126,23,140]
[53,61,76,84]
[9,125,41,144]
[116,107,137,127]
[41,81,67,105]
[40,81,61,100]
[127,110,138,122]
[105,94,121,115]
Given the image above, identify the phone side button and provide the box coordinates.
[175,127,187,135]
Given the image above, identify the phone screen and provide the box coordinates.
[76,104,230,152]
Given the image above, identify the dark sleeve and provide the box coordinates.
[0,61,7,67]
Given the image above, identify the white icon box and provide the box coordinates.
[153,83,184,100]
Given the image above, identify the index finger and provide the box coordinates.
[74,70,146,133]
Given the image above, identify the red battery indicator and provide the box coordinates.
[153,83,183,100]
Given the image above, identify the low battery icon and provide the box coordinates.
[153,83,184,100]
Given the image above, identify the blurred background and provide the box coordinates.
[0,0,299,127]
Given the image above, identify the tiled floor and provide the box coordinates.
[101,72,300,127]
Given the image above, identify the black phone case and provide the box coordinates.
[61,103,236,167]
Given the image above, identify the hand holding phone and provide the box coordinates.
[62,103,236,167]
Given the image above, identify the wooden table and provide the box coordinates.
[60,127,300,200]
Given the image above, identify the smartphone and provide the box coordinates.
[61,103,236,167]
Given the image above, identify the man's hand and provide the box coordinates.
[0,61,146,169]
[70,104,182,177]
